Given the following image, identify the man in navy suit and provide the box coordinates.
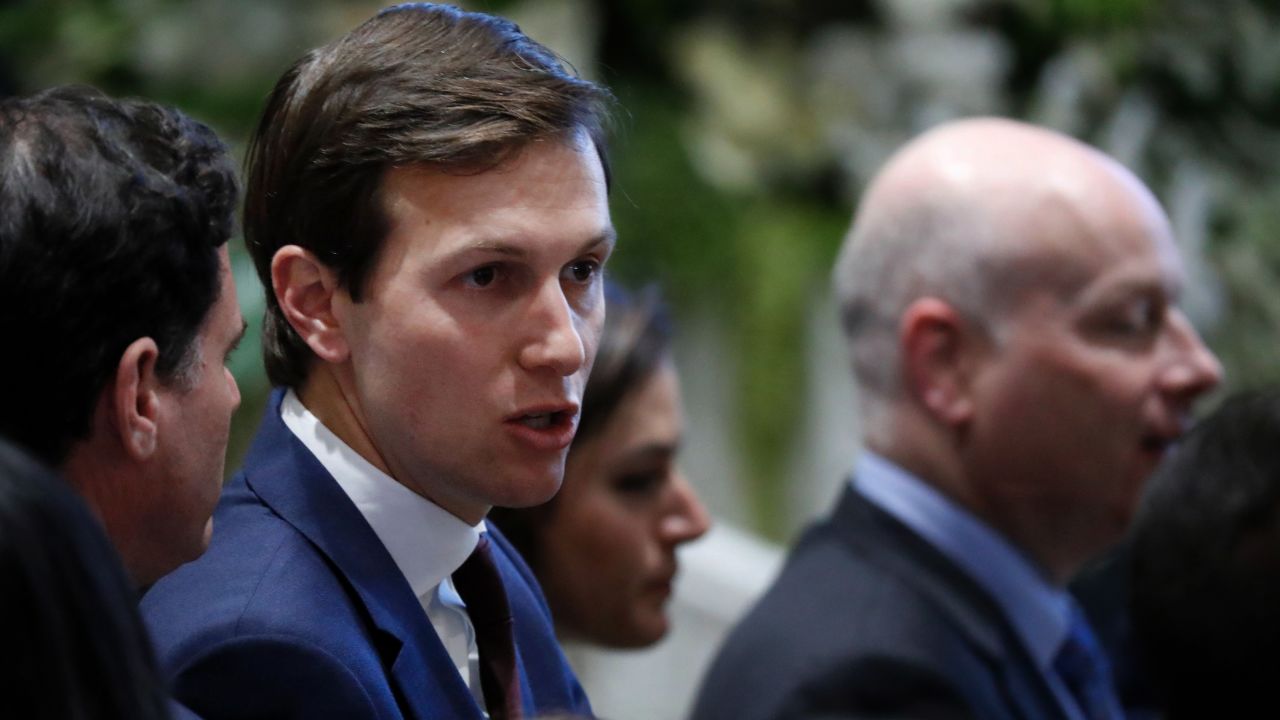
[692,118,1223,719]
[142,4,613,718]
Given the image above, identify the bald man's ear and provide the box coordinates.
[900,297,978,428]
[272,245,350,364]
[111,337,162,460]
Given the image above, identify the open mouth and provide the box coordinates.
[517,410,569,430]
[503,404,581,450]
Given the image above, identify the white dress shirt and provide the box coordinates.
[281,389,487,710]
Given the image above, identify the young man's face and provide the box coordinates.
[333,134,613,524]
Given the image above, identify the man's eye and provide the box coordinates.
[565,260,599,284]
[466,266,497,288]
[1108,298,1163,335]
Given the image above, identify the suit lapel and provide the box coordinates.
[830,486,1069,720]
[240,389,483,720]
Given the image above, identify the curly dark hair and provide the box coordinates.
[0,85,238,465]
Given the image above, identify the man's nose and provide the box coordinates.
[1161,309,1223,402]
[518,279,587,377]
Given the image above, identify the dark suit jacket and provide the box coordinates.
[141,389,591,720]
[168,699,203,720]
[690,486,1069,720]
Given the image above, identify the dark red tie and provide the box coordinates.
[452,534,523,720]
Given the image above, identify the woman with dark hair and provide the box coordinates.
[491,282,711,648]
[0,437,171,719]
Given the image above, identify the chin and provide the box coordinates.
[619,617,669,649]
[612,605,671,648]
[494,474,563,509]
[565,609,670,649]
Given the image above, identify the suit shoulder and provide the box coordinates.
[692,516,994,720]
[142,477,372,669]
[729,527,966,660]
[169,632,396,720]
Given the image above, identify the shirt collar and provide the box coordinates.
[853,451,1072,671]
[280,389,483,600]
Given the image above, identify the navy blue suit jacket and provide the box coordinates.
[141,390,591,720]
[692,486,1068,720]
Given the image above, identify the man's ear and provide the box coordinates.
[900,297,980,428]
[112,337,162,460]
[272,245,350,363]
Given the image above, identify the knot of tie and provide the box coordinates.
[452,534,523,720]
[1053,606,1119,720]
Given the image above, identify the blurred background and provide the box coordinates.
[4,0,1279,716]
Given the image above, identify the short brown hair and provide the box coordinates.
[244,2,613,386]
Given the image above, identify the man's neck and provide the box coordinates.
[296,367,393,478]
[289,376,490,525]
[865,428,1076,586]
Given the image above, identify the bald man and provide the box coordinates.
[691,118,1222,720]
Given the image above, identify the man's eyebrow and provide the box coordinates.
[582,227,617,255]
[454,240,527,258]
[1077,271,1176,308]
[1097,278,1164,295]
[445,228,618,261]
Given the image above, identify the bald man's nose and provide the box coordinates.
[1162,309,1223,402]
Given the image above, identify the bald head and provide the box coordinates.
[834,118,1223,582]
[835,117,1177,407]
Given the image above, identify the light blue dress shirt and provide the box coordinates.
[853,451,1123,720]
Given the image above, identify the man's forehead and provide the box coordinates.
[1001,156,1175,267]
[384,139,605,207]
[371,138,613,269]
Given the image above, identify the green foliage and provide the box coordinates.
[603,82,741,306]
[605,78,846,538]
[1211,190,1280,389]
[1043,0,1152,30]
[728,201,845,538]
[0,1,134,88]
